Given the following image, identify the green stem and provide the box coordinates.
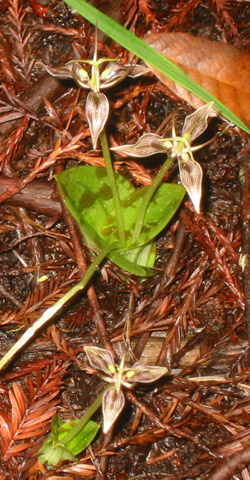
[0,245,114,373]
[61,391,104,445]
[100,130,126,248]
[132,155,175,243]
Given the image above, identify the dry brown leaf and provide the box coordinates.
[144,32,250,127]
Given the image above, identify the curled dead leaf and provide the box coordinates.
[144,32,250,128]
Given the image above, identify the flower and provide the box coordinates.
[37,32,146,149]
[112,102,215,213]
[84,346,168,433]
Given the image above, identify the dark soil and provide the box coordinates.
[0,1,250,479]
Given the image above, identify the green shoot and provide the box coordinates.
[39,400,101,467]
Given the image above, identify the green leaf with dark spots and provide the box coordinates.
[38,415,99,467]
[56,165,185,276]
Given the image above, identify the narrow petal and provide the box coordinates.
[70,63,91,89]
[102,387,125,433]
[111,133,163,157]
[36,61,74,79]
[84,346,115,376]
[123,364,168,384]
[128,64,150,78]
[182,102,215,143]
[100,62,149,88]
[100,62,131,89]
[178,157,203,213]
[86,92,109,149]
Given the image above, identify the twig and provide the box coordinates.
[0,283,22,308]
[125,389,216,455]
[0,74,65,138]
[61,199,115,355]
[164,220,187,280]
[0,176,62,216]
[239,147,250,342]
[207,446,250,480]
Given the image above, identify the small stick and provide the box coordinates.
[0,75,65,139]
[239,147,250,342]
[207,446,250,480]
[61,199,115,355]
[0,176,62,216]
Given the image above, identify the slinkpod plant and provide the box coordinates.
[38,346,167,467]
[112,102,215,214]
[0,23,215,469]
[84,346,168,433]
[38,412,100,467]
[0,29,213,406]
[38,28,186,276]
[0,26,214,374]
[0,27,185,372]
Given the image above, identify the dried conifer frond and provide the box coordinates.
[38,23,81,38]
[156,253,210,369]
[18,132,85,186]
[0,360,68,462]
[64,309,87,330]
[0,268,79,328]
[0,117,29,172]
[211,0,239,36]
[0,31,16,84]
[165,0,238,38]
[166,0,201,30]
[122,0,158,29]
[48,325,77,362]
[2,356,67,382]
[181,211,243,308]
[7,0,35,85]
[138,0,158,25]
[62,461,96,476]
[1,83,36,116]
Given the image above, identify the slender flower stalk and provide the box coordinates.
[100,130,126,247]
[59,393,103,445]
[132,155,175,243]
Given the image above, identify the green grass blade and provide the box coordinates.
[63,0,249,134]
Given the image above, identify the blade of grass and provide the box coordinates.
[62,0,250,134]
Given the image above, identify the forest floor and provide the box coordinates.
[0,0,250,479]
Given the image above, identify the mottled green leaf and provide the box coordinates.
[56,165,185,276]
[57,418,99,456]
[38,415,99,467]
